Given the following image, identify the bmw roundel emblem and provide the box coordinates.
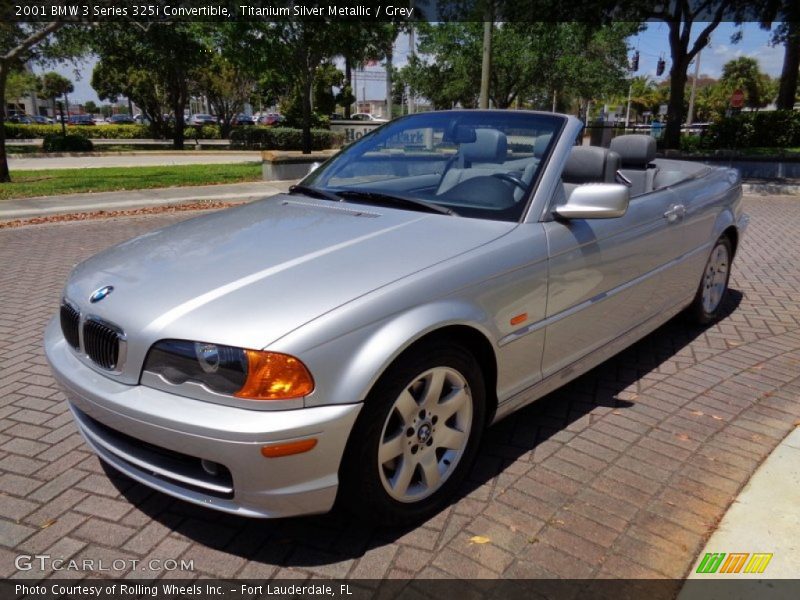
[89,285,114,303]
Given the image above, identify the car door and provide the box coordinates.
[540,185,684,378]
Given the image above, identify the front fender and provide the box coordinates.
[711,207,736,243]
[288,299,496,409]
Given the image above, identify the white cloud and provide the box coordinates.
[751,43,785,76]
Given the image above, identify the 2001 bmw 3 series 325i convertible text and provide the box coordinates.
[45,110,748,523]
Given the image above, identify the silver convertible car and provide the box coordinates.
[45,110,747,523]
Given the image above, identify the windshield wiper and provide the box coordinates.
[335,190,456,216]
[288,184,343,203]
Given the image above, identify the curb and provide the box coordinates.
[0,192,267,220]
[743,182,800,195]
[7,150,256,158]
[0,181,294,221]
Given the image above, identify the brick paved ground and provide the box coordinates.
[0,194,798,584]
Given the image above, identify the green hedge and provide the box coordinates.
[5,123,149,139]
[182,125,221,139]
[42,134,94,152]
[230,126,344,150]
[702,110,800,150]
[4,123,223,140]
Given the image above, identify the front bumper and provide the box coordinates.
[737,212,750,237]
[44,318,361,518]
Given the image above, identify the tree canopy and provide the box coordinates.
[1,22,87,181]
[400,21,637,112]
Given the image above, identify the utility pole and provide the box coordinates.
[625,49,638,129]
[624,82,633,128]
[386,51,393,120]
[479,16,493,109]
[408,27,415,114]
[686,47,702,126]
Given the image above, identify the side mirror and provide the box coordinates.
[555,183,629,219]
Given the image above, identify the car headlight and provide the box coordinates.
[142,340,314,401]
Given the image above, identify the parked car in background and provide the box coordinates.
[107,114,135,125]
[7,114,32,124]
[45,110,747,524]
[68,115,95,126]
[232,114,256,126]
[258,113,284,126]
[29,115,54,125]
[189,114,217,126]
[350,112,388,122]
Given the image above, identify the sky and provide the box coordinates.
[631,22,784,81]
[42,21,787,106]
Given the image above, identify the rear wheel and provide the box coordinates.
[687,235,732,324]
[338,343,486,525]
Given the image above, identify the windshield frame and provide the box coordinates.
[301,110,567,223]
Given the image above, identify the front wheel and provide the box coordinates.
[338,343,486,525]
[687,235,732,324]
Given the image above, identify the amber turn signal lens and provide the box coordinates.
[510,313,528,326]
[234,350,314,400]
[261,438,318,458]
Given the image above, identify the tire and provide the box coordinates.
[687,235,733,324]
[338,342,486,525]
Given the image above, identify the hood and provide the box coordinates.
[65,195,514,382]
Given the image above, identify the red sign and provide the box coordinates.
[730,89,745,108]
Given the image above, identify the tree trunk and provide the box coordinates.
[0,64,10,183]
[776,20,800,110]
[302,74,313,154]
[173,101,185,150]
[173,84,186,150]
[664,59,688,150]
[58,101,66,135]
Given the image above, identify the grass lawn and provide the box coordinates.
[0,163,262,201]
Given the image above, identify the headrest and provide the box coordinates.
[462,129,507,163]
[563,146,621,184]
[533,133,552,158]
[609,134,656,167]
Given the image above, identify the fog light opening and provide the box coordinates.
[201,459,221,476]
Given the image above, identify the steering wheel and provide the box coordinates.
[491,172,528,191]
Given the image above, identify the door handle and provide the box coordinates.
[664,204,686,222]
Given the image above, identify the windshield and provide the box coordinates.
[303,110,564,222]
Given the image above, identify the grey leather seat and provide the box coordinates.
[609,134,657,196]
[437,129,508,194]
[561,146,621,198]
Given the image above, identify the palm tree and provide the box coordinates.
[628,76,658,122]
[720,57,772,110]
[39,72,73,133]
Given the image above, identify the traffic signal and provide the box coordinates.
[656,58,666,77]
[630,51,639,72]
